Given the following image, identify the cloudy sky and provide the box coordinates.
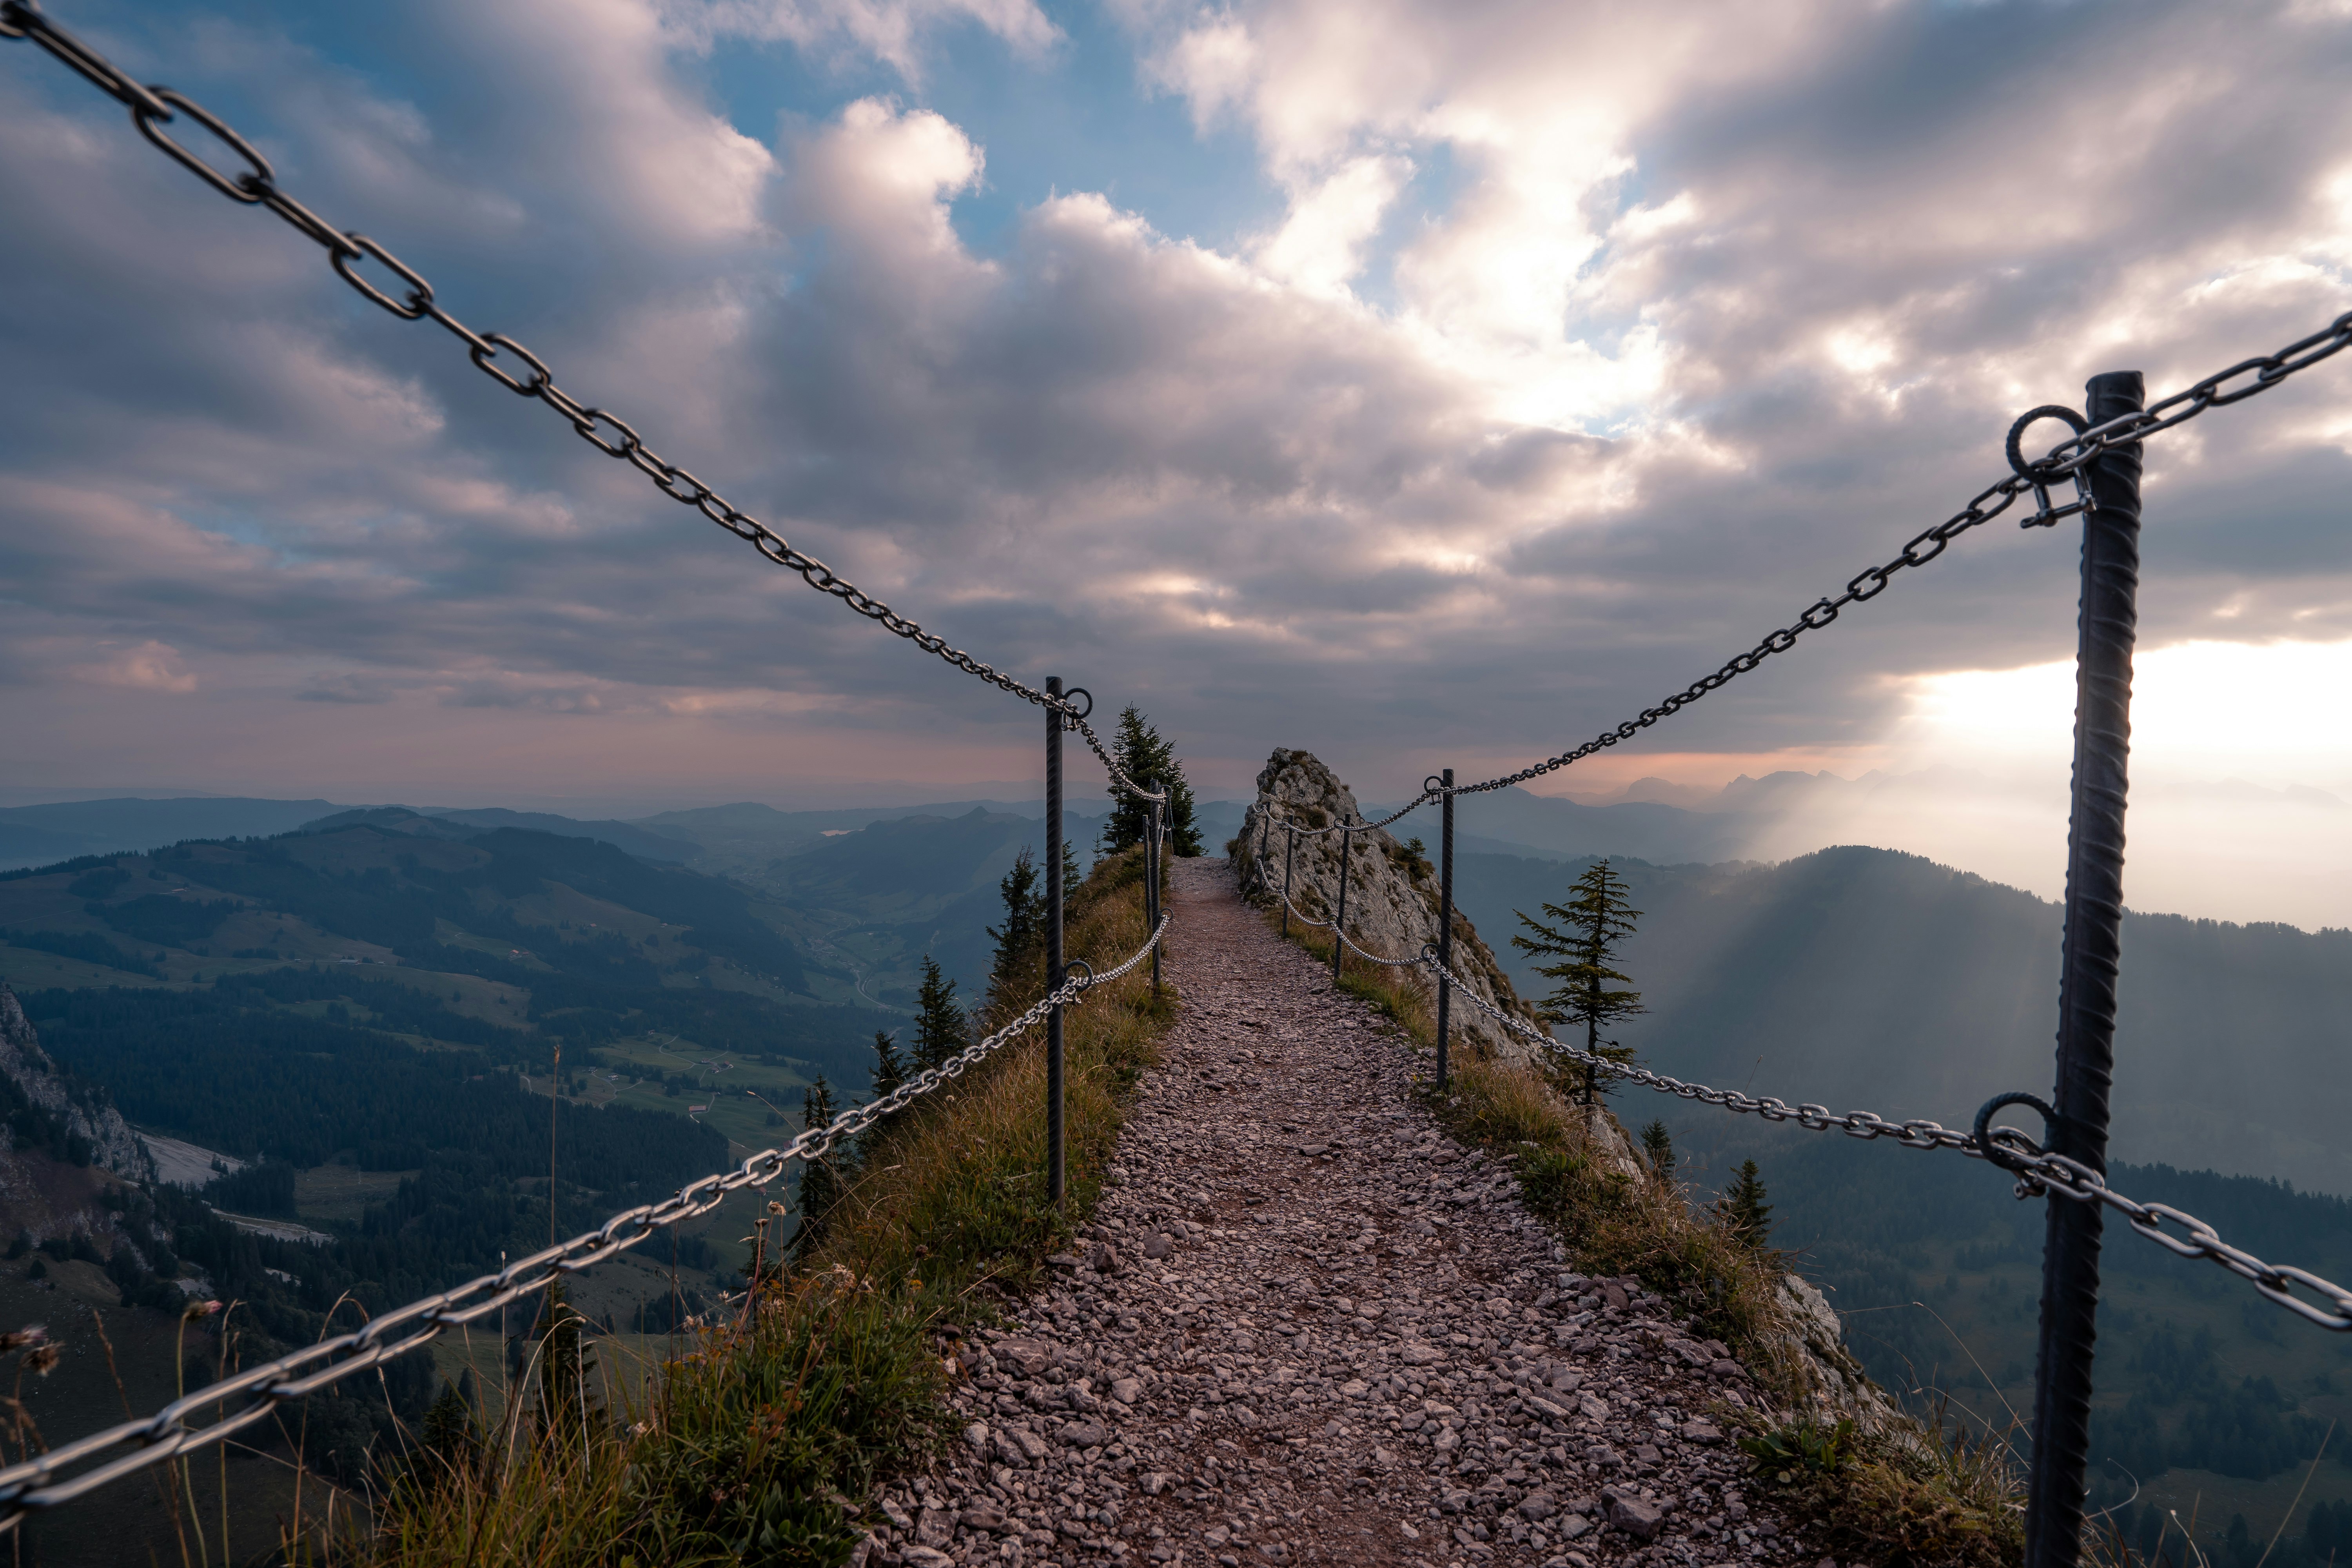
[2,0,2349,923]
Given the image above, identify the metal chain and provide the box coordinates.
[1452,305,2352,797]
[1270,886,1429,970]
[1337,928,1428,968]
[2019,1152,2352,1332]
[0,911,1167,1528]
[1422,949,2352,1331]
[0,0,1165,808]
[1261,795,1437,839]
[2035,310,2352,476]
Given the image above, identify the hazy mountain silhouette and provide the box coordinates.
[1454,844,2352,1195]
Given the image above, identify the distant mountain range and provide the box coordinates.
[0,797,345,869]
[15,787,2347,1194]
[1354,774,1832,865]
[1451,844,2352,1196]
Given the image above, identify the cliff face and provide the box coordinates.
[1232,749,1547,1064]
[0,981,154,1183]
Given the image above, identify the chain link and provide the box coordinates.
[1336,928,1428,968]
[1270,886,1431,970]
[0,911,1167,1528]
[2034,310,2352,477]
[1268,795,1438,838]
[0,0,1164,808]
[1422,949,2352,1331]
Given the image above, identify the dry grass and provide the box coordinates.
[1737,1406,2026,1568]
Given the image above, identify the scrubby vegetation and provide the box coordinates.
[1737,1411,2023,1568]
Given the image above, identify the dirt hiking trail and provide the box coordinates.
[862,858,1816,1568]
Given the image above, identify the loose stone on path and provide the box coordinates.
[860,858,1813,1568]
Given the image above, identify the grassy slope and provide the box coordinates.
[346,845,1177,1568]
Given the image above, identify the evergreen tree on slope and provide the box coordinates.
[985,848,1047,1017]
[1715,1159,1774,1251]
[1512,858,1645,1104]
[1098,706,1202,858]
[911,958,970,1071]
[869,1029,907,1100]
[789,1074,842,1264]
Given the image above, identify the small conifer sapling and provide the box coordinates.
[985,849,1046,1016]
[911,957,970,1071]
[790,1075,843,1264]
[1641,1120,1675,1182]
[1512,858,1646,1104]
[1716,1158,1774,1251]
[869,1029,907,1099]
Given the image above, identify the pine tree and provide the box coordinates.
[985,848,1047,1013]
[1512,858,1646,1103]
[790,1075,842,1264]
[1097,707,1203,858]
[531,1278,596,1450]
[1641,1120,1675,1181]
[911,958,969,1071]
[859,1030,910,1161]
[1716,1159,1774,1249]
[869,1029,907,1098]
[420,1379,479,1480]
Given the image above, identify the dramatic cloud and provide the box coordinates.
[1,0,2348,918]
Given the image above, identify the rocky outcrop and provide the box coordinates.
[1775,1273,1901,1432]
[0,981,154,1183]
[1232,749,1548,1063]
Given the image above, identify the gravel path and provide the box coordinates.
[862,860,1815,1568]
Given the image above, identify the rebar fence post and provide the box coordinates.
[1145,779,1163,993]
[1437,768,1454,1091]
[1333,825,1351,982]
[1045,675,1067,1212]
[1281,824,1295,936]
[2025,370,2144,1568]
[1140,777,1155,930]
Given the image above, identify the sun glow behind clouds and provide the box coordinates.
[1746,640,2352,931]
[1903,639,2352,792]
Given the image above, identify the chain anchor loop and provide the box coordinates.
[2005,405,2096,529]
[1974,1090,2058,1185]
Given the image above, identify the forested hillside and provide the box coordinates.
[0,815,898,1071]
[0,816,906,1364]
[1659,1111,2352,1560]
